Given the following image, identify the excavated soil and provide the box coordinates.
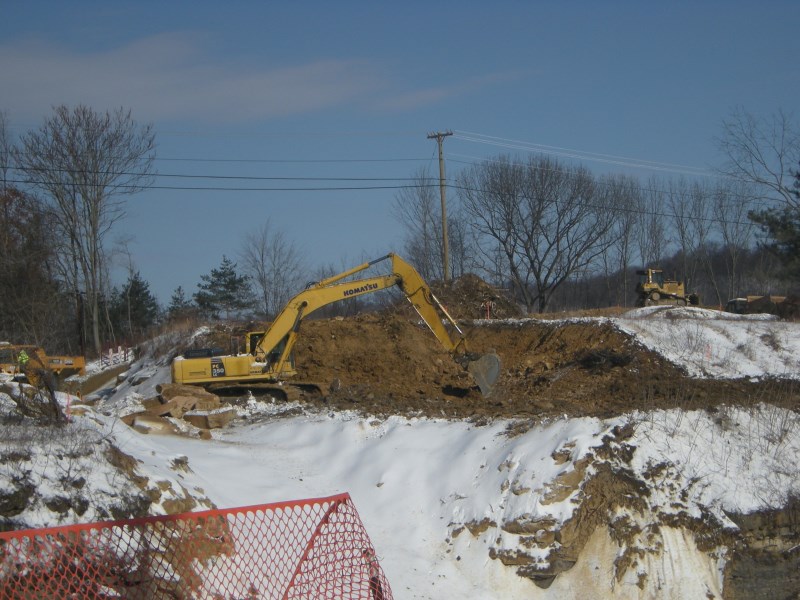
[287,309,800,420]
[202,269,799,422]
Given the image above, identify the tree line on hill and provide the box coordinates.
[1,105,798,357]
[392,109,800,312]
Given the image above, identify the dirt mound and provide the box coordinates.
[432,274,522,320]
[191,271,799,421]
[779,294,800,320]
[288,313,800,421]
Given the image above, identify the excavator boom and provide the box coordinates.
[172,254,500,396]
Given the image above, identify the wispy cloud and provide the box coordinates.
[377,70,530,111]
[0,33,524,126]
[0,33,387,124]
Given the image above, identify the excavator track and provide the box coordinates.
[206,381,324,402]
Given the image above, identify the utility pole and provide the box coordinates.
[427,130,453,281]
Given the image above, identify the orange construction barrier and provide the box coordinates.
[0,492,392,599]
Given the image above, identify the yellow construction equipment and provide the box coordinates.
[172,253,501,397]
[0,343,86,388]
[725,295,788,316]
[635,268,700,307]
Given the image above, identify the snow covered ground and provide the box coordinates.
[617,305,800,379]
[2,307,799,599]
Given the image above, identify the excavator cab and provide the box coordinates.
[247,332,295,372]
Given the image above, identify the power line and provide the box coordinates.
[446,154,760,209]
[452,130,715,177]
[156,156,429,164]
[4,165,427,183]
[150,172,421,182]
[3,174,758,228]
[4,167,761,219]
[155,128,424,138]
[3,139,768,222]
[445,182,758,228]
[4,153,761,211]
[2,178,436,193]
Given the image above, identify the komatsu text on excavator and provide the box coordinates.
[171,253,501,397]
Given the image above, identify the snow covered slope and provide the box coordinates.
[2,308,799,599]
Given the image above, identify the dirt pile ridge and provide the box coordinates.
[199,303,799,423]
[289,312,800,420]
[192,274,800,420]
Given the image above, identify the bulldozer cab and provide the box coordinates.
[637,269,664,287]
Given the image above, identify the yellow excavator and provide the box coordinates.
[172,253,501,397]
[0,343,86,387]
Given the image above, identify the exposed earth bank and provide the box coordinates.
[3,272,799,599]
[206,308,800,421]
[189,297,800,599]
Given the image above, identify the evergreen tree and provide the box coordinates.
[0,185,77,350]
[167,286,195,321]
[109,271,159,339]
[194,256,253,319]
[749,164,800,284]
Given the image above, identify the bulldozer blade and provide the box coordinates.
[467,353,501,397]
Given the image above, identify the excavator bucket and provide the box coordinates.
[466,353,501,397]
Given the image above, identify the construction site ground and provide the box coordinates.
[200,274,800,423]
[285,311,799,420]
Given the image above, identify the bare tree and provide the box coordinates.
[392,167,440,280]
[686,182,720,305]
[14,105,155,355]
[458,155,616,313]
[0,114,77,351]
[392,166,476,281]
[445,208,475,279]
[665,178,708,291]
[635,176,669,268]
[0,111,11,189]
[716,107,800,209]
[239,219,306,318]
[711,180,756,299]
[598,174,640,305]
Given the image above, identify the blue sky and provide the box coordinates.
[2,1,799,304]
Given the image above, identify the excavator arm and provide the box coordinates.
[172,254,500,395]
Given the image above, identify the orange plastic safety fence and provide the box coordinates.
[0,492,392,600]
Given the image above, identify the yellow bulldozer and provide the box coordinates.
[635,269,700,307]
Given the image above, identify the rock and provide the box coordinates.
[120,411,147,426]
[182,407,236,430]
[140,396,161,408]
[131,415,180,435]
[157,383,218,402]
[148,395,221,418]
[130,367,158,386]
